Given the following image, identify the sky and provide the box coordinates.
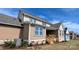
[0,8,79,34]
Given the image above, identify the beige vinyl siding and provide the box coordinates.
[58,25,64,42]
[29,25,46,44]
[36,20,42,25]
[0,25,21,40]
[23,16,30,22]
[22,24,29,41]
[0,25,21,44]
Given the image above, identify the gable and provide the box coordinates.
[66,30,69,34]
[59,24,64,30]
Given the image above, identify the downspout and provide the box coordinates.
[28,24,31,45]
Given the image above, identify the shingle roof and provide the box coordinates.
[46,23,62,30]
[51,23,62,29]
[0,14,22,27]
[46,27,58,30]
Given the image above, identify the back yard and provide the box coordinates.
[1,39,79,50]
[39,39,79,50]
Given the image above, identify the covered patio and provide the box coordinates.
[46,27,58,44]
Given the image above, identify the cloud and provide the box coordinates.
[0,8,79,34]
[0,8,19,17]
[38,15,47,19]
[51,20,79,34]
[63,22,79,34]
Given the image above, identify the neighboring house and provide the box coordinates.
[76,34,79,39]
[70,32,77,40]
[0,14,22,44]
[64,28,70,41]
[70,32,74,39]
[46,23,65,42]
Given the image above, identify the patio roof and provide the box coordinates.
[46,27,58,30]
[51,23,62,29]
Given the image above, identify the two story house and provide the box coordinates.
[0,10,66,45]
[18,10,52,45]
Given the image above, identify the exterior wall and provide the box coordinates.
[64,30,70,41]
[23,16,51,27]
[70,32,75,40]
[64,34,70,41]
[0,25,21,44]
[23,16,30,22]
[36,20,42,25]
[58,24,64,42]
[22,24,29,41]
[29,25,46,44]
[22,14,51,44]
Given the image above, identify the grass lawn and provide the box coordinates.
[40,39,79,50]
[1,39,79,50]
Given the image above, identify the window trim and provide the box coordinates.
[35,26,43,36]
[30,18,36,24]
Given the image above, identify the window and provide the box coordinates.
[35,26,43,36]
[60,30,62,37]
[30,19,36,24]
[60,30,64,37]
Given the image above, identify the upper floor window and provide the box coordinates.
[30,19,36,24]
[35,26,43,36]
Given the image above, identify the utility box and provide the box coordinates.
[16,39,21,48]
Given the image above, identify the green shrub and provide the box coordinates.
[9,40,16,48]
[4,40,16,48]
[21,40,28,47]
[4,39,28,48]
[4,41,12,47]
